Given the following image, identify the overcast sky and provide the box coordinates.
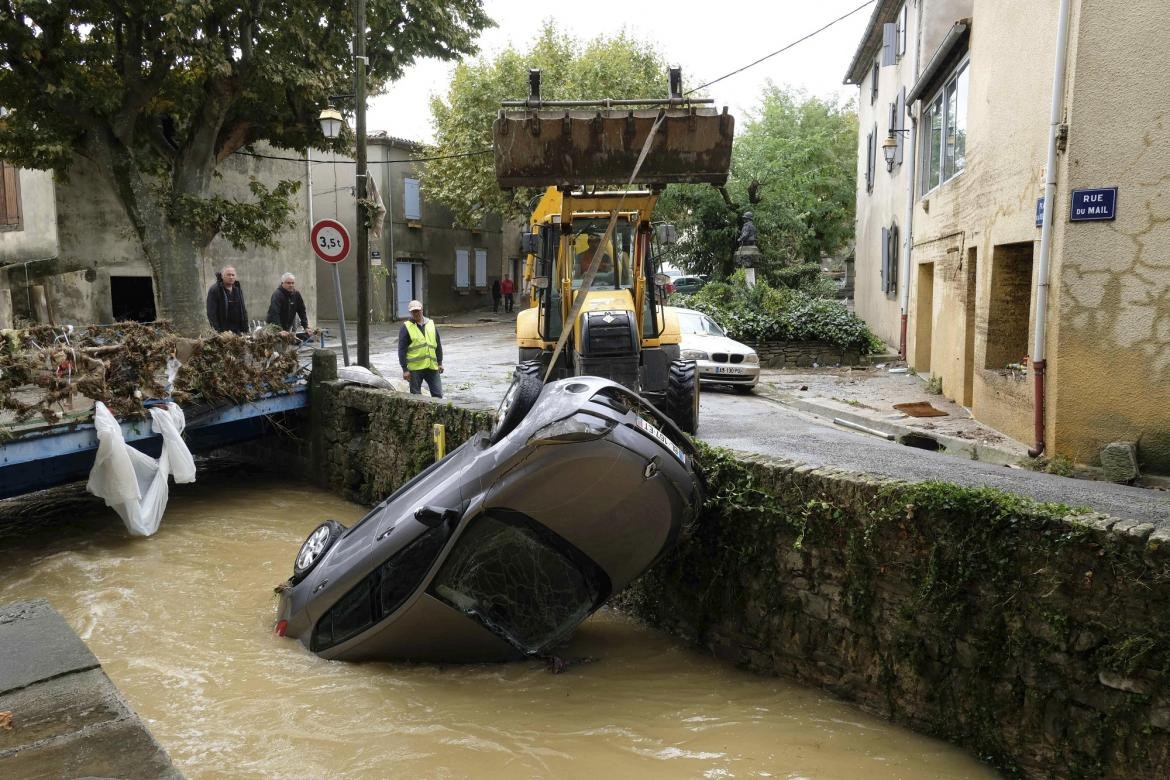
[366,0,874,143]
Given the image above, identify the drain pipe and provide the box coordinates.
[1029,0,1073,457]
[898,0,924,360]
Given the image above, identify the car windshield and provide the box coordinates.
[570,218,634,290]
[429,511,605,654]
[677,311,726,337]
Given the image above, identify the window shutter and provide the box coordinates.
[896,87,906,165]
[897,5,908,57]
[0,162,20,227]
[455,248,469,288]
[404,177,421,220]
[880,227,889,292]
[888,224,900,293]
[882,23,897,67]
[474,249,487,287]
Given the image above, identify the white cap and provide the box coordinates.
[408,299,423,311]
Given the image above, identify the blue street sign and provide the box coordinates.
[1070,187,1117,222]
[1036,197,1045,228]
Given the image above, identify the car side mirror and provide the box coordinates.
[520,232,543,256]
[415,505,461,528]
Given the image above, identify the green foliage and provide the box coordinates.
[1020,454,1076,476]
[677,274,884,354]
[925,374,943,395]
[425,22,670,226]
[170,178,302,250]
[656,84,857,278]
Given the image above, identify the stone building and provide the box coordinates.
[311,134,514,321]
[0,147,315,331]
[846,0,1170,474]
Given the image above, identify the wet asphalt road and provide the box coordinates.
[344,317,1170,526]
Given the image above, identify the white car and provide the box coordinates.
[672,308,759,393]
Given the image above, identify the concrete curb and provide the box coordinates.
[754,386,1024,467]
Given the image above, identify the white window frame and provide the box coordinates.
[919,59,970,196]
[455,248,470,289]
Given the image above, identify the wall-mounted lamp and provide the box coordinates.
[318,104,344,139]
[882,128,911,171]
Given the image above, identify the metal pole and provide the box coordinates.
[354,0,370,367]
[332,263,350,366]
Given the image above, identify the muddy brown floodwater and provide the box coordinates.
[0,477,998,779]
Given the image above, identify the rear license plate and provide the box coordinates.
[634,417,686,464]
[714,366,743,374]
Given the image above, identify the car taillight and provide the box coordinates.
[275,620,288,637]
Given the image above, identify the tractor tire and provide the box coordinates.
[515,360,544,381]
[665,360,699,435]
[491,366,543,444]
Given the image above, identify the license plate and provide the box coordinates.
[714,366,743,374]
[634,417,686,464]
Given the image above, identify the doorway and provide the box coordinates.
[395,261,423,318]
[962,248,977,406]
[914,263,934,374]
[110,276,156,322]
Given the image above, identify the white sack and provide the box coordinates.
[87,402,197,537]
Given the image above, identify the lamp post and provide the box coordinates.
[316,104,351,367]
[353,0,370,368]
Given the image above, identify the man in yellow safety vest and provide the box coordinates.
[397,299,444,397]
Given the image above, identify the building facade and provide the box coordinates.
[846,0,1170,474]
[311,134,509,322]
[0,146,315,331]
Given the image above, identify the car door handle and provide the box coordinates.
[414,505,461,528]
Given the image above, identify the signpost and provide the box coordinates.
[311,218,351,366]
[1035,197,1045,228]
[1070,187,1118,222]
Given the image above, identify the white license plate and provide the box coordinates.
[634,417,686,464]
[714,366,743,374]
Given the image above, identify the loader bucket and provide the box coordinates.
[493,107,734,188]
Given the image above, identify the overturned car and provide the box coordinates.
[275,374,703,663]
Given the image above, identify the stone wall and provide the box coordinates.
[741,338,862,368]
[614,447,1170,779]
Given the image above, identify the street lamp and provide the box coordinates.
[318,105,343,139]
[883,128,911,172]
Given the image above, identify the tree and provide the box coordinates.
[0,1,491,333]
[425,23,671,227]
[657,84,857,285]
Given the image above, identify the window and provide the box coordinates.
[0,161,21,230]
[404,177,421,221]
[896,4,908,58]
[455,248,470,288]
[881,224,899,295]
[474,249,487,288]
[920,62,969,193]
[870,60,880,103]
[865,125,877,193]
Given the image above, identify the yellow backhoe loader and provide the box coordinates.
[492,68,734,434]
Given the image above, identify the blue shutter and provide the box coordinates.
[896,88,906,166]
[404,177,421,220]
[882,23,897,67]
[880,227,889,292]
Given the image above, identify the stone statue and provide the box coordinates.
[738,211,757,247]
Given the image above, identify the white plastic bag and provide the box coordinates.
[87,402,197,537]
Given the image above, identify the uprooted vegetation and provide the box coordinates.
[0,321,301,427]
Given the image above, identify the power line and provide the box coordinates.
[686,0,877,95]
[232,147,492,165]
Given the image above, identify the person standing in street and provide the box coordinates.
[206,265,248,334]
[266,272,314,341]
[501,274,515,313]
[398,299,443,397]
[491,278,502,313]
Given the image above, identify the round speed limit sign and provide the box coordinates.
[311,218,351,263]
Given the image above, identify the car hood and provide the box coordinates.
[681,333,754,355]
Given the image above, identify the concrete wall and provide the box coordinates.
[6,145,315,329]
[0,168,58,264]
[312,136,504,322]
[1050,0,1170,472]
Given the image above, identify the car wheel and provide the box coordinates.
[665,359,699,435]
[292,519,345,584]
[491,365,543,444]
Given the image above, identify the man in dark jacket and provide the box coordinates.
[266,272,313,339]
[206,266,248,333]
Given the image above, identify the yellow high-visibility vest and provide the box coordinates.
[404,319,439,371]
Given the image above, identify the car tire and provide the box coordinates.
[491,366,543,444]
[292,519,345,584]
[665,359,699,435]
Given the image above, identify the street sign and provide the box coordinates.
[311,219,351,263]
[370,249,382,267]
[1070,187,1117,222]
[1035,197,1045,228]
